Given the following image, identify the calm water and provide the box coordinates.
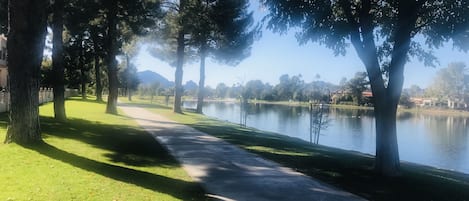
[183,101,469,174]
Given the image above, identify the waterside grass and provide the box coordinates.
[182,97,469,117]
[0,98,208,201]
[130,98,469,201]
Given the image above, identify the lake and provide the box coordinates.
[183,101,469,174]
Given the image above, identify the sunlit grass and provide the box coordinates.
[0,98,207,201]
[128,97,469,201]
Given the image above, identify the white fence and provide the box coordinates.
[0,88,78,113]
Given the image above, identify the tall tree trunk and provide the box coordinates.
[173,0,186,114]
[5,0,47,144]
[126,54,132,101]
[52,0,66,121]
[94,54,103,102]
[196,51,206,113]
[173,30,184,113]
[374,99,400,175]
[80,66,86,99]
[128,88,132,101]
[105,1,118,114]
[80,44,87,100]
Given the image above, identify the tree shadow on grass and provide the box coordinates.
[0,110,209,200]
[67,97,107,104]
[119,102,172,110]
[40,116,176,167]
[22,143,208,200]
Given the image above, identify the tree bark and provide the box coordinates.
[52,0,66,121]
[80,65,86,100]
[128,89,132,101]
[374,100,400,176]
[196,52,206,113]
[173,31,184,113]
[5,0,47,144]
[126,54,132,101]
[94,54,103,102]
[80,43,87,100]
[173,0,186,114]
[105,1,118,114]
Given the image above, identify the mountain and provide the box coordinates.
[137,70,174,88]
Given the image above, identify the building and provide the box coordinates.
[0,34,7,90]
[447,98,467,109]
[410,97,437,107]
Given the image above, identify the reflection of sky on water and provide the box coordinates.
[183,101,469,174]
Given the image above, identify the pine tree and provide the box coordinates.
[5,0,48,144]
[189,0,258,113]
[51,0,67,121]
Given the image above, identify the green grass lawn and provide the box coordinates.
[128,98,469,201]
[0,98,208,201]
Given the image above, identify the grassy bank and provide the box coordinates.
[253,100,374,110]
[129,99,469,201]
[177,96,469,116]
[254,99,469,116]
[399,107,469,117]
[0,98,207,201]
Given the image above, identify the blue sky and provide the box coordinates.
[134,3,469,89]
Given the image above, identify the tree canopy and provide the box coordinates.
[346,72,369,105]
[427,62,468,101]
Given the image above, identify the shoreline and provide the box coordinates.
[183,98,469,117]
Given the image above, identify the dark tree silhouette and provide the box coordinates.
[0,0,6,34]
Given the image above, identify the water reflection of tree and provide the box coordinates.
[274,105,304,119]
[329,108,374,118]
[214,102,228,111]
[239,101,263,126]
[397,112,414,121]
[239,99,248,127]
[309,104,330,144]
[423,115,469,163]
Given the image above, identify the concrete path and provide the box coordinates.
[120,104,365,201]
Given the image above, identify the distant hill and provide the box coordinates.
[184,80,198,91]
[137,70,174,88]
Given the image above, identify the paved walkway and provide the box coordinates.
[120,104,365,201]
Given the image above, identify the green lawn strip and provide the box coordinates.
[129,99,469,201]
[0,98,208,201]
